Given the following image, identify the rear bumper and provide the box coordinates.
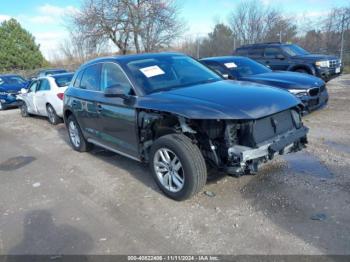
[225,126,308,175]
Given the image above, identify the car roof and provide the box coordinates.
[237,42,292,49]
[200,56,249,62]
[82,52,186,67]
[49,72,74,77]
[38,72,74,80]
[39,68,67,72]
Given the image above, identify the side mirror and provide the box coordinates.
[276,54,285,60]
[104,85,128,99]
[20,88,28,94]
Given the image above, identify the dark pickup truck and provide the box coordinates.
[234,42,342,82]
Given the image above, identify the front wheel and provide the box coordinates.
[20,102,29,117]
[67,115,92,152]
[150,134,207,201]
[295,69,309,74]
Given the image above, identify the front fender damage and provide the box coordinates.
[137,107,308,176]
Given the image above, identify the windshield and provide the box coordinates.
[0,76,26,86]
[53,74,74,87]
[125,55,222,94]
[282,44,310,57]
[222,58,271,77]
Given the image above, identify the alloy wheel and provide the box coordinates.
[69,120,81,148]
[153,148,185,193]
[47,106,55,123]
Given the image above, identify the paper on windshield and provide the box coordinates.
[224,62,237,69]
[140,65,165,78]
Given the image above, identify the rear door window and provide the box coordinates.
[37,79,50,92]
[73,70,84,88]
[248,48,264,58]
[264,47,281,58]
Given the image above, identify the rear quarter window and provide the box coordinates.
[73,70,84,88]
[53,74,74,87]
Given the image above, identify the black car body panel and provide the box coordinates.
[64,53,308,176]
[200,56,329,113]
[136,80,300,119]
[234,43,342,81]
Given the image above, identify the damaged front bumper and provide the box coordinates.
[300,89,329,114]
[225,126,308,175]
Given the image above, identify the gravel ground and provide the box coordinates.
[0,74,349,255]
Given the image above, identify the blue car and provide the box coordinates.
[0,74,29,110]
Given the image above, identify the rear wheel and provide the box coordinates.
[46,104,61,125]
[150,134,207,201]
[67,115,92,152]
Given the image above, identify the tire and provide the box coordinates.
[0,101,3,111]
[295,69,309,75]
[67,115,92,152]
[150,134,207,201]
[46,104,61,125]
[20,102,29,117]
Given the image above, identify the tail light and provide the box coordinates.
[57,93,64,100]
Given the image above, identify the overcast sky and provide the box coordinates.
[0,0,348,60]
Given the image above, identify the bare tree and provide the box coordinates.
[70,0,183,54]
[59,31,108,63]
[71,0,131,54]
[296,30,323,53]
[228,0,297,45]
[323,7,350,57]
[139,0,184,52]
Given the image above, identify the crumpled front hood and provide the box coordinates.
[0,83,27,93]
[241,71,325,90]
[136,80,301,120]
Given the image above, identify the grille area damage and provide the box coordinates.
[138,108,308,176]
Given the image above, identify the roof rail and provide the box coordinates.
[238,41,283,48]
[263,41,282,44]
